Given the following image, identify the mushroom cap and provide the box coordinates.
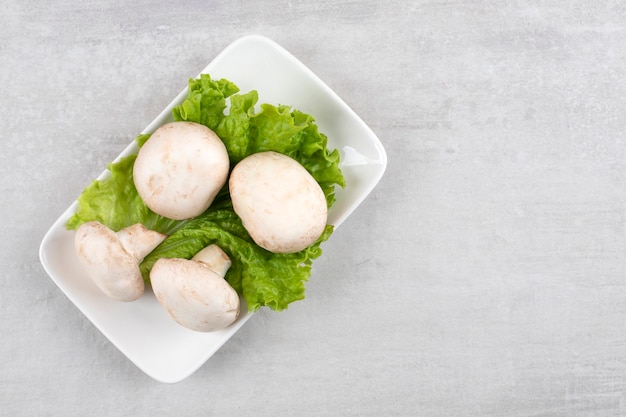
[74,221,145,301]
[229,151,328,253]
[133,121,230,220]
[150,258,240,332]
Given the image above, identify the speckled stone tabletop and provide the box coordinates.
[4,1,626,416]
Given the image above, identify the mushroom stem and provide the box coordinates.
[116,223,167,261]
[191,244,232,277]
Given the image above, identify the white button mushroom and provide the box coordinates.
[133,121,230,220]
[74,221,167,301]
[229,151,328,254]
[150,244,240,332]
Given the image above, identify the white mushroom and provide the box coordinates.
[150,244,240,332]
[229,151,328,253]
[133,121,230,220]
[74,221,166,301]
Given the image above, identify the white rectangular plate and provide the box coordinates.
[39,35,387,383]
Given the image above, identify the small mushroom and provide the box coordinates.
[150,244,240,332]
[74,221,166,301]
[133,121,230,220]
[229,151,328,253]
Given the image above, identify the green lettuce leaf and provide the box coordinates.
[66,73,344,311]
[171,75,239,130]
[215,90,258,162]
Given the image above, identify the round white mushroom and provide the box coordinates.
[150,244,240,332]
[229,151,328,253]
[133,121,230,220]
[74,221,166,301]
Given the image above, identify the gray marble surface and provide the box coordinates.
[4,1,626,415]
